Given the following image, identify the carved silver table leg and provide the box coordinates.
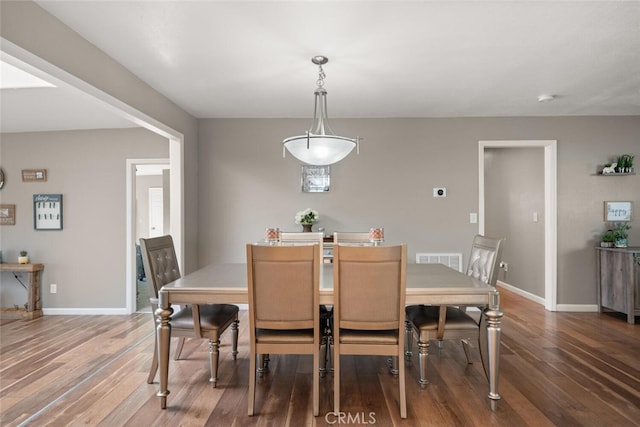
[156,301,173,409]
[481,289,503,410]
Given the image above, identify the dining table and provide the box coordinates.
[155,262,504,411]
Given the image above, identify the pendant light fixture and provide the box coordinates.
[283,56,359,165]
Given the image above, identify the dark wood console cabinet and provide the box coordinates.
[596,247,640,324]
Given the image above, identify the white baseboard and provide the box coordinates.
[497,281,598,312]
[44,304,249,315]
[43,308,129,315]
[554,304,599,312]
[497,280,546,305]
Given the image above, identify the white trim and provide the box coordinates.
[479,140,558,311]
[497,280,545,306]
[555,304,599,312]
[43,308,129,315]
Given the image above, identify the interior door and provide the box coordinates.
[148,187,164,237]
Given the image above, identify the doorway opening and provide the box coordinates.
[478,140,557,311]
[127,159,170,313]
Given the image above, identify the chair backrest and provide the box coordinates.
[333,232,371,244]
[279,231,323,254]
[333,244,407,330]
[466,234,503,286]
[246,244,320,330]
[139,235,181,300]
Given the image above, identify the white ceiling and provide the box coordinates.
[2,1,639,133]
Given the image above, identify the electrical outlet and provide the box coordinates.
[50,284,57,294]
[433,187,447,197]
[500,262,508,272]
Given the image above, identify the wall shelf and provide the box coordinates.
[593,172,636,176]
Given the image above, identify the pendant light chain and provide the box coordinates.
[316,64,326,89]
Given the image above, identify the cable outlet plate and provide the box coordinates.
[433,187,447,197]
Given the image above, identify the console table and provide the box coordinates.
[0,263,44,319]
[595,247,640,324]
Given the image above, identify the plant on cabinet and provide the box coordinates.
[18,251,29,264]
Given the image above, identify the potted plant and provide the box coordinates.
[294,208,319,232]
[612,223,631,248]
[18,251,29,264]
[616,155,627,173]
[600,230,615,248]
[626,154,635,173]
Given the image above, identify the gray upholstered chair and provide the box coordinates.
[246,243,321,416]
[333,244,407,419]
[405,234,503,386]
[139,235,239,387]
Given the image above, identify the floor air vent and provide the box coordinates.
[415,253,463,272]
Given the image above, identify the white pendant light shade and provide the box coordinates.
[283,56,359,166]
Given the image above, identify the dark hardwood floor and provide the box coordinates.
[1,288,639,426]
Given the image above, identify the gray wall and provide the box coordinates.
[199,116,639,306]
[485,147,545,297]
[0,128,168,309]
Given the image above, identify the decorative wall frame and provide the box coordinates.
[22,169,47,182]
[301,165,330,192]
[604,201,632,222]
[34,194,63,230]
[0,204,16,225]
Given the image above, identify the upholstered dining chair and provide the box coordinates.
[333,231,371,245]
[404,234,503,387]
[333,244,408,419]
[278,232,332,376]
[246,243,321,416]
[139,235,239,388]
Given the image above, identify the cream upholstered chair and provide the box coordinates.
[333,244,407,419]
[333,231,371,245]
[278,232,332,376]
[405,234,503,386]
[139,235,239,387]
[246,243,321,416]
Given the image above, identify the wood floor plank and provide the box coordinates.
[2,290,639,426]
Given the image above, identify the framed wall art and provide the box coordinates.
[34,194,63,230]
[22,169,47,182]
[604,201,632,222]
[301,165,330,193]
[0,204,16,225]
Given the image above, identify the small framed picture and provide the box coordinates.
[301,165,330,193]
[22,169,47,182]
[0,204,16,225]
[604,201,632,222]
[34,194,63,230]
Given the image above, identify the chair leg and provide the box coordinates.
[320,335,328,378]
[404,320,413,359]
[231,319,239,360]
[398,349,407,419]
[461,338,473,363]
[174,337,186,361]
[208,339,220,388]
[390,356,399,375]
[248,352,256,416]
[257,354,266,377]
[313,344,320,416]
[147,333,159,384]
[333,352,340,415]
[417,339,430,387]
